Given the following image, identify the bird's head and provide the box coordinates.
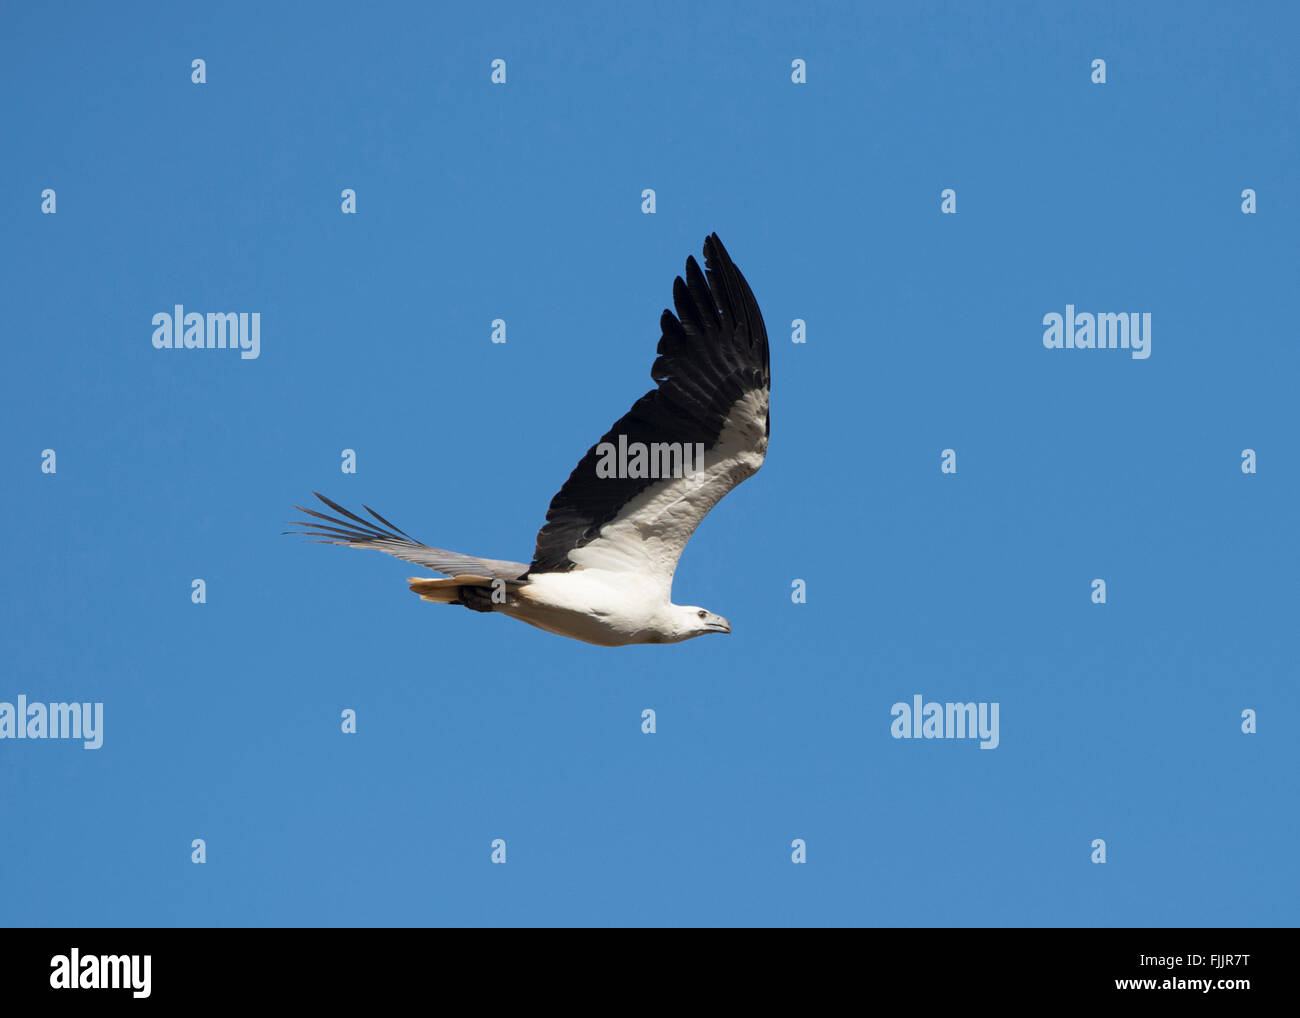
[671,605,731,641]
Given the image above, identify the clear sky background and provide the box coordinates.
[1,1,1296,927]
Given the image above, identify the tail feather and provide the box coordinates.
[408,574,498,604]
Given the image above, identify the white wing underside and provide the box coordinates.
[564,389,768,602]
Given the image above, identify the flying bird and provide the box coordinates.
[289,233,769,646]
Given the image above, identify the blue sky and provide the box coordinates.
[1,0,1296,927]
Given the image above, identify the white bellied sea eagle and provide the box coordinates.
[288,233,770,646]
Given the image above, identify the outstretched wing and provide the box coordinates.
[528,233,769,597]
[288,492,529,580]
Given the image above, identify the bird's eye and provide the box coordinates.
[697,610,707,618]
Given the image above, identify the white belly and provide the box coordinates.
[505,571,670,647]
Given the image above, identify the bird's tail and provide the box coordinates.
[408,574,499,604]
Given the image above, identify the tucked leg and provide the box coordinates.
[457,584,499,613]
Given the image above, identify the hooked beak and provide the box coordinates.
[705,617,732,635]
